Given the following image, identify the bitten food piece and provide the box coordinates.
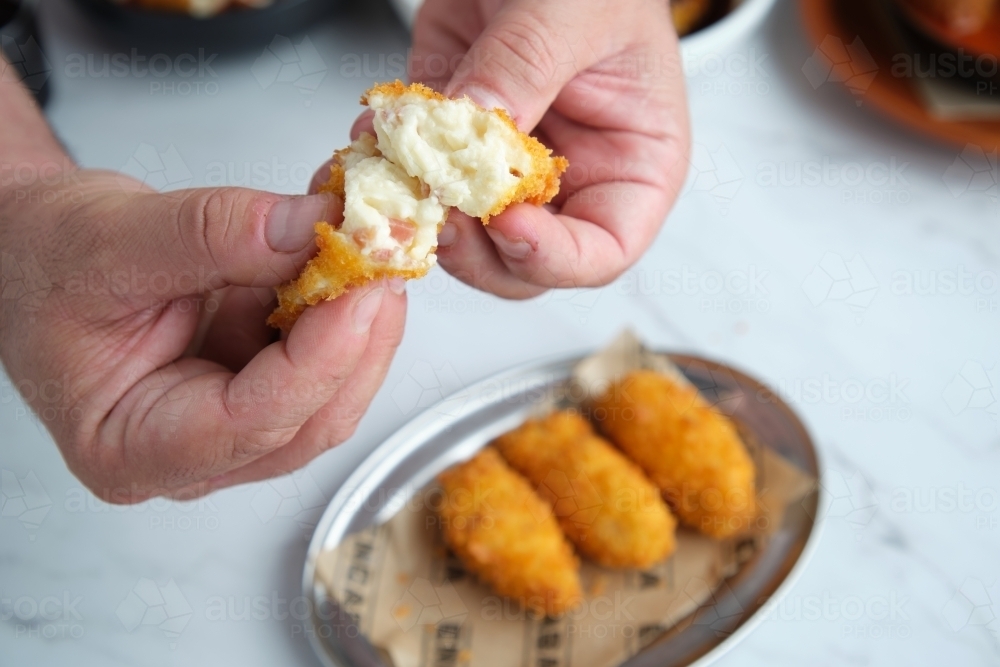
[268,81,568,329]
[437,448,582,616]
[365,81,566,221]
[592,370,757,539]
[268,134,444,330]
[902,0,996,33]
[493,411,677,568]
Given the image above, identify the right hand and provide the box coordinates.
[343,0,690,300]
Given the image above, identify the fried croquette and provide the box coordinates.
[365,81,567,222]
[268,81,568,329]
[437,448,582,616]
[592,370,757,539]
[671,0,711,36]
[267,134,441,330]
[493,411,677,569]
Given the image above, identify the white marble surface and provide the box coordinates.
[3,0,1000,664]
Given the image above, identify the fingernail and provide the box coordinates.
[450,84,515,119]
[437,222,458,247]
[486,227,533,260]
[388,277,406,295]
[265,194,333,252]
[353,287,385,334]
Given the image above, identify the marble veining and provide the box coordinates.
[2,0,999,665]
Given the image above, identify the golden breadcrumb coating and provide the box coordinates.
[493,411,677,568]
[266,221,426,330]
[268,81,568,330]
[266,150,430,330]
[592,370,757,539]
[437,448,582,616]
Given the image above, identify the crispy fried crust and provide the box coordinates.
[437,448,582,617]
[266,220,427,331]
[268,81,567,329]
[494,411,677,568]
[363,80,568,222]
[266,160,430,331]
[592,370,757,539]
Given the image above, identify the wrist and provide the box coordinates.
[0,55,75,201]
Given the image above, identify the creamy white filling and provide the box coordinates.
[339,135,446,270]
[367,90,532,219]
[341,132,379,168]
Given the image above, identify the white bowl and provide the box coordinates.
[387,0,778,60]
[680,0,779,59]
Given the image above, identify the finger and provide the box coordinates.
[350,110,376,140]
[435,210,547,299]
[199,286,277,372]
[198,278,408,489]
[93,281,389,494]
[101,185,344,304]
[484,186,666,288]
[410,0,481,91]
[441,0,631,130]
[475,79,687,288]
[309,159,335,195]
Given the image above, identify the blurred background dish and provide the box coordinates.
[802,0,1000,150]
[60,0,780,67]
[671,0,716,36]
[678,0,779,57]
[113,0,272,19]
[68,0,342,51]
[897,0,997,37]
[0,0,49,105]
[387,0,779,58]
[893,0,1000,60]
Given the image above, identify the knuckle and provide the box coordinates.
[179,188,234,273]
[69,428,171,504]
[311,402,366,453]
[317,425,353,454]
[483,18,562,94]
[69,452,146,505]
[226,425,291,464]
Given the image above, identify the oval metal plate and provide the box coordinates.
[302,351,823,667]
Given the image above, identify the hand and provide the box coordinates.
[347,0,690,298]
[0,76,407,501]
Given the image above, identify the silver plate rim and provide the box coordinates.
[301,349,826,667]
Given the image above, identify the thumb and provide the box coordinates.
[105,185,343,303]
[443,0,614,130]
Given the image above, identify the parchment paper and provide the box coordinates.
[316,331,815,667]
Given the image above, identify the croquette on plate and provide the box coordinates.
[493,411,677,568]
[592,370,757,539]
[436,447,582,616]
